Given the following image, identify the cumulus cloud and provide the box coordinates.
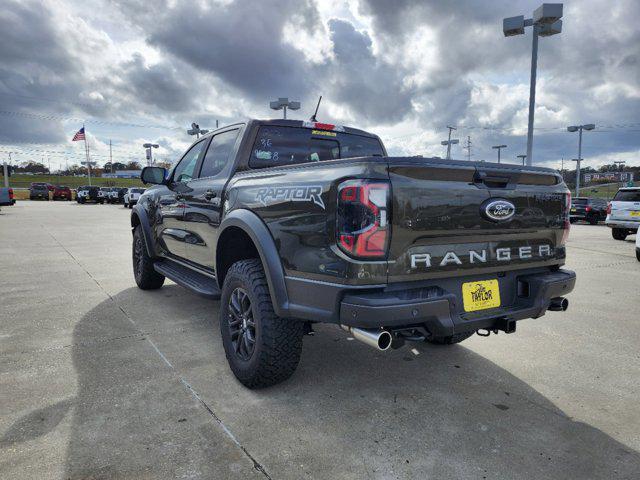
[0,0,638,170]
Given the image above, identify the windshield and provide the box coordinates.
[613,190,640,202]
[131,188,145,194]
[572,198,589,205]
[249,126,384,168]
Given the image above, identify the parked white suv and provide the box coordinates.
[123,187,145,209]
[606,187,640,240]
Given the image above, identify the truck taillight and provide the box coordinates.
[585,206,591,212]
[337,180,390,258]
[560,192,571,245]
[606,202,612,215]
[8,188,14,199]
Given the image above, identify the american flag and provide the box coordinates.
[72,127,85,141]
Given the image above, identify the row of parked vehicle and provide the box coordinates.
[27,182,145,208]
[75,186,145,208]
[570,187,640,261]
[570,187,640,239]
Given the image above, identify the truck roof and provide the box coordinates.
[202,119,380,140]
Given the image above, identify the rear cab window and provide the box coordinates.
[249,125,384,168]
[613,190,640,202]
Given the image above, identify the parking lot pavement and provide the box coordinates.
[1,201,639,479]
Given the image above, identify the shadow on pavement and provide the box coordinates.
[4,286,637,478]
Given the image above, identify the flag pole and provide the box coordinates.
[83,123,92,186]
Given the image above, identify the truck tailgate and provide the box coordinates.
[387,159,569,283]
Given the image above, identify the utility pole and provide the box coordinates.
[109,140,113,173]
[440,126,459,160]
[613,160,625,171]
[517,154,527,166]
[463,136,472,161]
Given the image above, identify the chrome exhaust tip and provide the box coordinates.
[548,297,569,311]
[340,325,393,351]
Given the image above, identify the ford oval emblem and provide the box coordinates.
[482,198,515,222]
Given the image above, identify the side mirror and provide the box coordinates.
[141,166,167,185]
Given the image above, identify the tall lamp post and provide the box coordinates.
[517,154,527,166]
[492,144,507,163]
[572,158,582,197]
[504,3,563,166]
[567,124,595,196]
[270,97,300,119]
[143,143,159,167]
[441,138,459,160]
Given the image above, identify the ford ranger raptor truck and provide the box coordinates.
[131,119,575,388]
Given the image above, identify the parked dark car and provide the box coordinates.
[569,197,608,224]
[53,185,72,201]
[29,183,50,200]
[131,118,575,389]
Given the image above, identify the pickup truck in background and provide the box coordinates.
[132,119,576,388]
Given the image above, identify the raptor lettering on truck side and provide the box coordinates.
[255,185,325,209]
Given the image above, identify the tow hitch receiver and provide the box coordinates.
[477,318,516,336]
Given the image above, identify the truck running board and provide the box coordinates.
[154,260,221,299]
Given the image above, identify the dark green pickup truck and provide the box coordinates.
[132,119,575,388]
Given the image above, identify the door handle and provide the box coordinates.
[204,190,217,201]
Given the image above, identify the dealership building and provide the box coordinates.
[102,170,143,179]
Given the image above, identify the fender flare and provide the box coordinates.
[131,204,156,258]
[217,209,290,318]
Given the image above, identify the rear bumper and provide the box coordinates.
[285,268,576,336]
[605,219,639,230]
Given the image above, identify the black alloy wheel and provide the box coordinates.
[227,287,256,361]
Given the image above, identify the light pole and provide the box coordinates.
[187,123,209,139]
[567,123,595,196]
[492,145,507,163]
[572,158,582,197]
[517,154,527,166]
[143,143,159,167]
[613,160,625,171]
[504,3,563,166]
[270,97,300,119]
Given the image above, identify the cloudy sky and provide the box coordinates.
[1,0,638,171]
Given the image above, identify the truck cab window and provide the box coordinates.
[173,140,206,183]
[249,126,383,168]
[199,129,239,178]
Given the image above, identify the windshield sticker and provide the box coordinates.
[255,149,272,160]
[255,185,325,209]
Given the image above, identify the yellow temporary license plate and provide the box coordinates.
[462,279,501,312]
[570,208,577,212]
[630,211,640,217]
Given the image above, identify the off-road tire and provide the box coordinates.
[426,331,475,345]
[132,225,165,290]
[220,258,304,389]
[612,228,627,240]
[636,249,640,262]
